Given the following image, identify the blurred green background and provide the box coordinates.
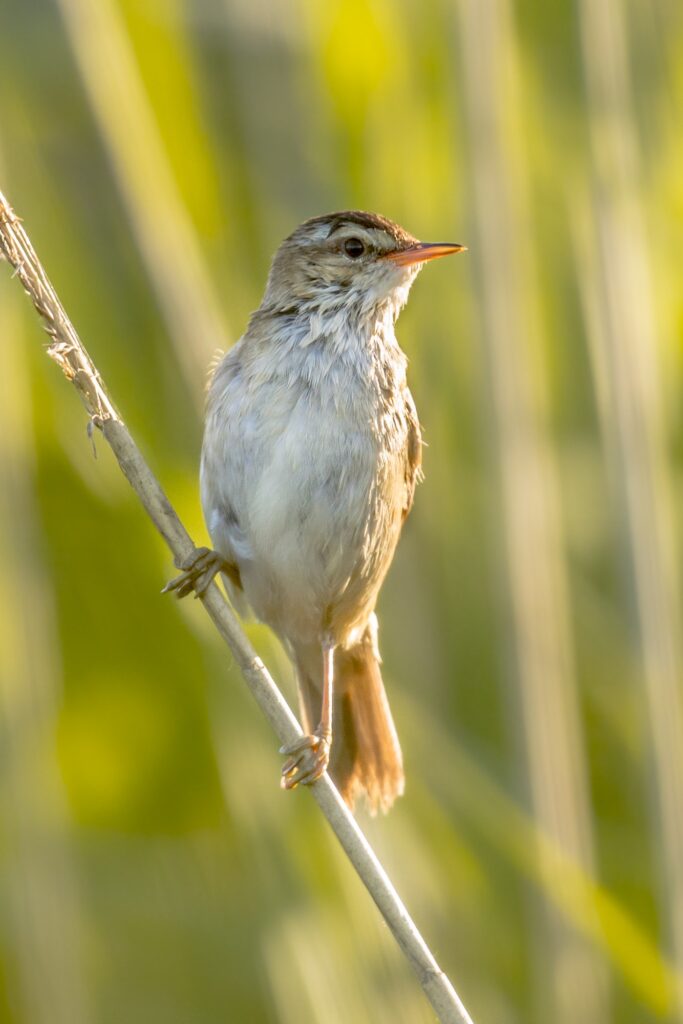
[1,1,682,1022]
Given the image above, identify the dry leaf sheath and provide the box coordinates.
[0,190,474,1024]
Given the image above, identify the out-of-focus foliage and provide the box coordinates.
[1,1,682,1022]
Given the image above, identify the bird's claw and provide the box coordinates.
[280,728,331,790]
[162,546,226,599]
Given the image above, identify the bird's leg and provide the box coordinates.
[162,546,234,599]
[281,643,335,790]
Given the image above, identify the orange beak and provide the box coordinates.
[384,241,467,267]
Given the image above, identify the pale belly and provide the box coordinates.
[202,381,406,647]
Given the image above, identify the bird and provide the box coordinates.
[165,211,465,813]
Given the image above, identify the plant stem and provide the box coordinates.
[0,188,475,1024]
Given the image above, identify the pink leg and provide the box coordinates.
[318,644,334,745]
[281,643,335,790]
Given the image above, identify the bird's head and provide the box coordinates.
[261,210,465,321]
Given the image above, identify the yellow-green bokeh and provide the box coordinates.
[1,1,682,1023]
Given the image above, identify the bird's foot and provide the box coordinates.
[162,546,227,599]
[280,727,331,790]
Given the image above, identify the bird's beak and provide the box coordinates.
[384,241,467,267]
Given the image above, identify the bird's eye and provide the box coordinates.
[344,237,365,259]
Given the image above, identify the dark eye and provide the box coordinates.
[344,237,365,259]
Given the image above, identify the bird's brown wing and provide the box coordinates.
[402,386,423,521]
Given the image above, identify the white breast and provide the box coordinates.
[201,315,408,645]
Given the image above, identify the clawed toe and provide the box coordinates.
[162,546,226,599]
[280,730,331,790]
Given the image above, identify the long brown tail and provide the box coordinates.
[295,619,404,814]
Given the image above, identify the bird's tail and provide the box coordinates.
[294,618,404,814]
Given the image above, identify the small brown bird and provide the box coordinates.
[167,211,465,812]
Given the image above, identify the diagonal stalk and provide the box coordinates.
[0,188,475,1024]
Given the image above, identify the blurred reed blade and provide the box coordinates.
[0,210,90,1024]
[576,0,683,1016]
[457,2,610,1022]
[53,0,231,405]
[405,696,681,1016]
